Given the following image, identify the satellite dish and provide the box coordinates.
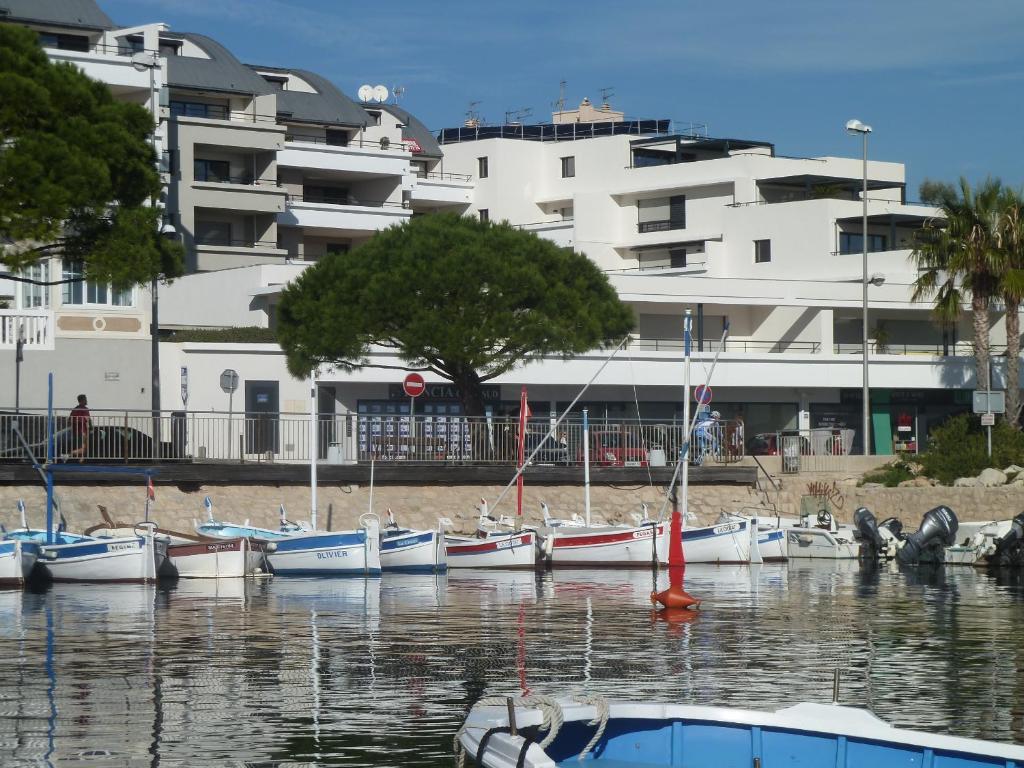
[357,84,374,102]
[373,84,389,103]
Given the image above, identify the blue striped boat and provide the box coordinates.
[458,698,1024,768]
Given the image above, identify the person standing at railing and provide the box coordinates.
[68,394,91,462]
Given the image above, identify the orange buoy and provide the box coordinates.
[650,607,700,627]
[651,584,702,610]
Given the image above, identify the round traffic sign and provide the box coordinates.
[220,368,239,394]
[694,384,713,405]
[403,373,426,398]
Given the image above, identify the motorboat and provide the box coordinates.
[784,509,859,560]
[943,517,1017,566]
[195,498,381,577]
[456,696,1024,768]
[380,509,447,572]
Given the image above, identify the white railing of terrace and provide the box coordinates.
[0,411,744,466]
[0,310,54,351]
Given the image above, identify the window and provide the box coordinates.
[170,100,229,121]
[637,195,685,233]
[478,209,489,223]
[754,239,772,264]
[478,157,489,178]
[304,186,349,205]
[561,156,575,178]
[325,129,349,146]
[559,205,574,221]
[195,221,232,246]
[37,32,89,52]
[61,261,132,307]
[193,159,231,183]
[839,232,888,254]
[326,243,350,255]
[412,160,429,178]
[158,39,181,57]
[19,263,49,309]
[262,75,288,91]
[669,248,688,268]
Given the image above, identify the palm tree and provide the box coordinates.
[912,177,1006,393]
[998,188,1024,426]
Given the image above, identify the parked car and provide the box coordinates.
[581,429,648,467]
[524,429,570,465]
[746,432,811,456]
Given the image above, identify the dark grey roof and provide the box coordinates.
[247,65,368,128]
[0,0,114,29]
[379,104,442,158]
[164,33,271,95]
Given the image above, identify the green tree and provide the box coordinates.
[912,177,1005,392]
[0,24,182,285]
[276,213,635,415]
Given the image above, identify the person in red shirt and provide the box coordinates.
[68,394,91,461]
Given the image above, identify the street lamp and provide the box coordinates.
[846,118,872,455]
[132,52,166,456]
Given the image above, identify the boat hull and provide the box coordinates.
[446,531,536,569]
[37,534,166,583]
[541,524,667,567]
[0,540,39,587]
[757,528,787,561]
[269,530,381,576]
[682,519,752,563]
[167,537,269,578]
[459,699,1024,768]
[381,529,447,572]
[786,527,859,559]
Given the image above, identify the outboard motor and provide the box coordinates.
[896,505,958,565]
[991,512,1024,567]
[854,507,885,556]
[879,517,904,540]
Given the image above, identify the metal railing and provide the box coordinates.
[283,132,416,153]
[0,411,744,466]
[286,194,408,209]
[192,174,282,188]
[638,219,686,234]
[773,429,856,474]
[437,120,672,144]
[415,171,474,183]
[627,337,821,354]
[832,341,1004,356]
[194,239,282,250]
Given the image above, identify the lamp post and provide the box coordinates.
[132,51,168,458]
[846,118,872,455]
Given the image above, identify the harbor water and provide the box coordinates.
[1,562,1023,765]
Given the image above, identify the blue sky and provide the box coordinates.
[103,0,1024,195]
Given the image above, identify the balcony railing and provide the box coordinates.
[415,171,474,183]
[637,219,685,234]
[195,239,282,250]
[284,132,415,153]
[192,174,282,188]
[834,341,1006,356]
[0,310,53,351]
[628,337,821,354]
[286,194,408,209]
[0,411,743,466]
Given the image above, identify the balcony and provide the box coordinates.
[193,240,288,271]
[171,105,285,152]
[278,135,410,178]
[0,310,55,351]
[513,220,574,248]
[44,42,153,90]
[189,177,287,214]
[629,337,821,354]
[409,173,474,208]
[279,195,412,235]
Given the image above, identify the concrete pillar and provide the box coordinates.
[819,308,834,355]
[798,392,811,431]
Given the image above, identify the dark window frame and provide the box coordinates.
[561,155,575,178]
[479,209,489,222]
[478,157,489,179]
[754,239,772,264]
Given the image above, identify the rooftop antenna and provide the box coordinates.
[465,100,482,128]
[599,86,615,108]
[391,86,405,104]
[504,106,532,125]
[552,79,567,113]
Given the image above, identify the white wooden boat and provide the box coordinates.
[0,538,39,587]
[194,498,381,577]
[540,523,668,567]
[457,697,1024,768]
[446,529,537,569]
[680,518,753,563]
[380,511,447,572]
[756,526,787,561]
[167,537,271,578]
[8,525,168,583]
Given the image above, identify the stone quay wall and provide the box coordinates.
[1,472,1021,535]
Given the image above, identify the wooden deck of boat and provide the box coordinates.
[0,462,755,487]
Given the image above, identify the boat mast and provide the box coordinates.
[680,310,692,527]
[583,408,591,527]
[309,372,318,530]
[516,386,529,528]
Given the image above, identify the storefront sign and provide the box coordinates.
[387,383,501,401]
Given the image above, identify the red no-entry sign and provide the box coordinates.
[403,373,426,398]
[694,385,713,405]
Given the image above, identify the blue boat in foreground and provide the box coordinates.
[457,698,1024,768]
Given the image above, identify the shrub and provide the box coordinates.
[161,326,277,343]
[860,459,915,487]
[918,413,1024,485]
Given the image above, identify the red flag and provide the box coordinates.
[147,476,155,501]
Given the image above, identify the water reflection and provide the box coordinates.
[0,563,1022,766]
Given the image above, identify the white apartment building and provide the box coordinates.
[0,1,1002,458]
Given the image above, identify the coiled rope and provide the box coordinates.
[453,693,610,767]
